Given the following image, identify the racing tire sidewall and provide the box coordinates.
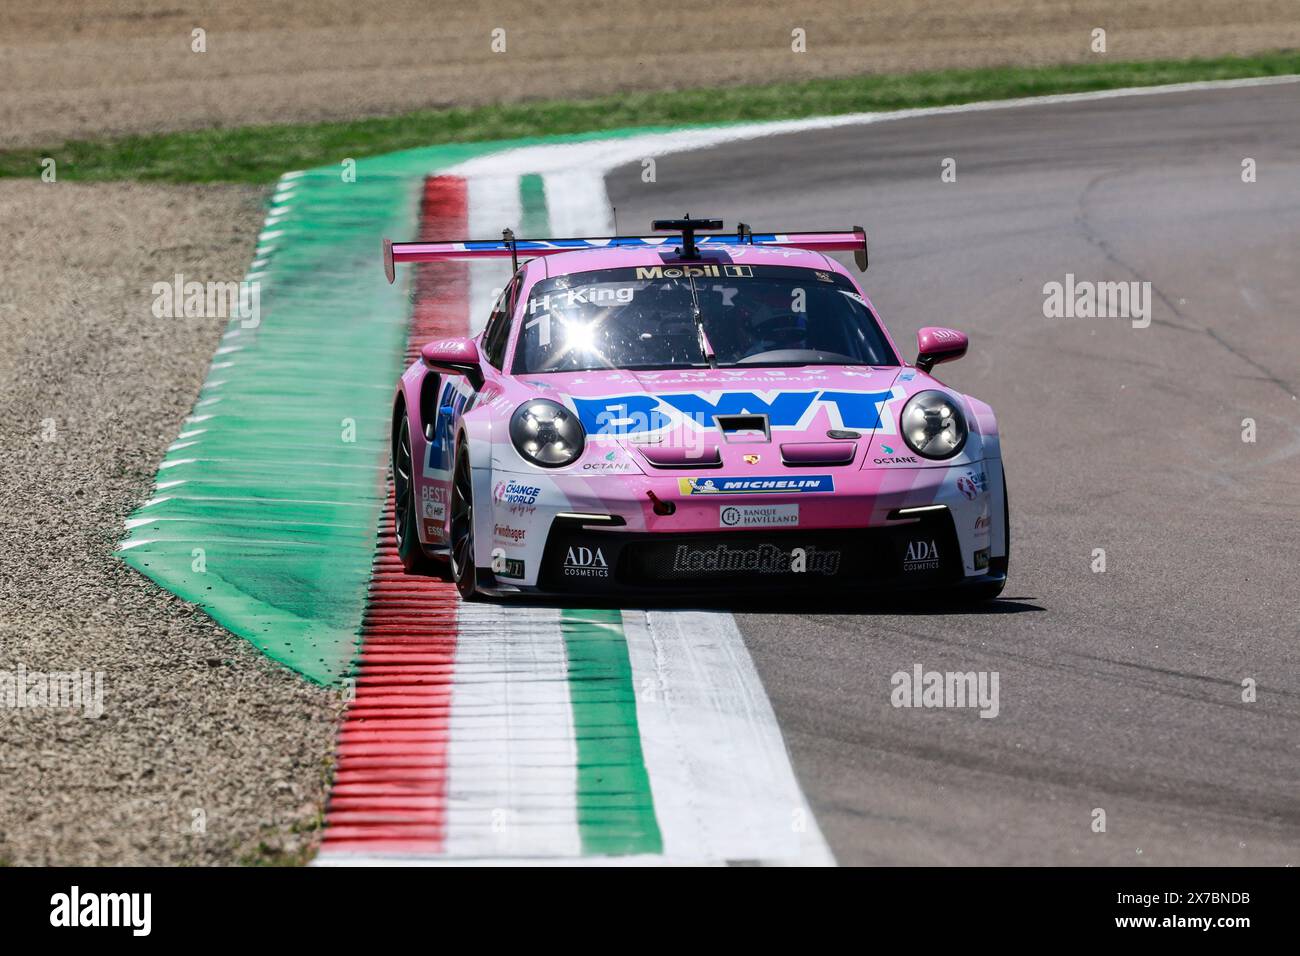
[394,415,434,574]
[450,443,478,600]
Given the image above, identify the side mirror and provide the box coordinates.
[421,338,483,390]
[915,327,968,373]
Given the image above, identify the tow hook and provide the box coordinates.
[646,490,676,516]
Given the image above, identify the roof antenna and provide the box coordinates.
[612,204,619,235]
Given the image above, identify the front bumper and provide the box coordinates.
[477,458,1005,597]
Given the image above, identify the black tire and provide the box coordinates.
[393,415,435,574]
[449,442,479,600]
[995,470,1010,576]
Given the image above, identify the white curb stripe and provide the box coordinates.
[543,169,615,237]
[467,175,523,333]
[442,601,583,858]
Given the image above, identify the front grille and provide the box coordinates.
[625,532,872,584]
[538,512,962,592]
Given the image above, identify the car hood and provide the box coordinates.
[509,365,967,472]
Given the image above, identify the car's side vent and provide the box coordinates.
[780,442,858,466]
[418,372,442,441]
[638,445,723,469]
[715,414,770,443]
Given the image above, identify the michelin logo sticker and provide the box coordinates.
[680,475,834,495]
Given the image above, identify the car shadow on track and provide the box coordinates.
[409,563,1047,616]
[488,593,1046,617]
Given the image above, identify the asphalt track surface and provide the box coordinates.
[608,83,1300,865]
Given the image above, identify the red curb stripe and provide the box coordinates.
[320,175,469,857]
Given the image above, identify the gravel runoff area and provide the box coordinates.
[0,180,344,865]
[4,0,1300,147]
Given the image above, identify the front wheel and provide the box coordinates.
[449,443,479,600]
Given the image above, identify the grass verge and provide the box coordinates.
[2,51,1296,184]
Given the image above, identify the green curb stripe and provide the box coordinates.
[518,174,548,238]
[561,609,663,856]
[118,142,515,684]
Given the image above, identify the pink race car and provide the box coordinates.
[386,217,1008,601]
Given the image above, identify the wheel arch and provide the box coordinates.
[964,394,999,440]
[456,412,500,574]
[392,361,446,551]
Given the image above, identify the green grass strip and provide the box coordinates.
[560,609,663,856]
[5,50,1297,185]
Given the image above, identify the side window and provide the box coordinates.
[481,277,519,370]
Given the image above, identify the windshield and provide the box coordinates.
[511,264,896,374]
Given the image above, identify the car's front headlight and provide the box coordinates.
[510,399,585,468]
[900,389,967,460]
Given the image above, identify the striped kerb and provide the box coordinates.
[321,173,662,859]
[321,177,468,855]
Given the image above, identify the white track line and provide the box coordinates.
[624,610,834,865]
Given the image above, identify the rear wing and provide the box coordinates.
[382,219,868,283]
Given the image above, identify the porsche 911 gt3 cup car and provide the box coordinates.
[386,217,1008,601]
